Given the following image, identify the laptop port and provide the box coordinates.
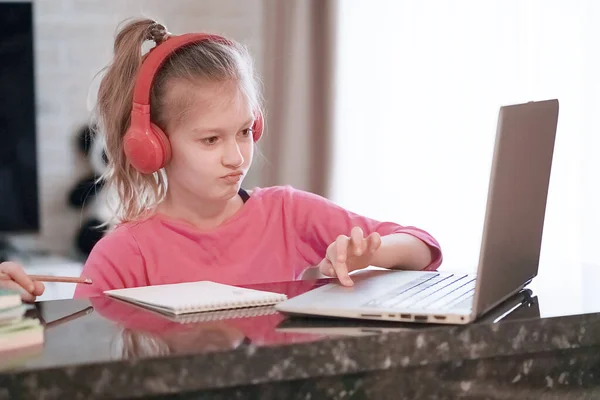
[414,315,428,321]
[361,314,381,318]
[433,315,447,320]
[388,314,395,318]
[400,314,411,319]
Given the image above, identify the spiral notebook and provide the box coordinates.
[104,281,288,316]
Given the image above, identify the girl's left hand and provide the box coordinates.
[318,226,382,286]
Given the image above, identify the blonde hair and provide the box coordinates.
[93,18,262,224]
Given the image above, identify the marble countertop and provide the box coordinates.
[2,276,600,400]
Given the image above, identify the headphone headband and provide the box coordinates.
[132,33,232,106]
[123,31,264,175]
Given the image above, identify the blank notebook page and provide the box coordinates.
[104,281,288,315]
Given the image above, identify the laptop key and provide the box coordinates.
[373,274,457,308]
[362,274,440,307]
[423,279,477,310]
[389,274,469,309]
[443,292,474,311]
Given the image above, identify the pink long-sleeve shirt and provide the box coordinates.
[73,186,442,298]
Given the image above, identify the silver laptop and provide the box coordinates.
[275,289,538,335]
[275,99,559,325]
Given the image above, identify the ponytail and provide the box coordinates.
[94,19,168,225]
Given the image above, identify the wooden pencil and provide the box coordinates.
[28,275,93,284]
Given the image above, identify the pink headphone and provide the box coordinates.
[123,32,264,174]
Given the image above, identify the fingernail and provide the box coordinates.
[28,285,35,293]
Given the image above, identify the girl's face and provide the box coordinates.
[163,79,255,203]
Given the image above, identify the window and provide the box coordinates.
[332,0,600,314]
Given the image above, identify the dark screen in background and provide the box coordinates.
[0,1,39,233]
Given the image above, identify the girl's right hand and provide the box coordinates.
[0,261,45,302]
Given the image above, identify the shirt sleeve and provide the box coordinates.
[73,225,148,299]
[286,186,443,275]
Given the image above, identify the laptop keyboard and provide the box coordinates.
[362,273,476,311]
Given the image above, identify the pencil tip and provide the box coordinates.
[85,278,93,284]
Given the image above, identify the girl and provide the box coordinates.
[0,19,442,302]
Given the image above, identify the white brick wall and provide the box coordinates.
[15,0,265,256]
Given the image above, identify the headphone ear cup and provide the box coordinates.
[123,123,171,174]
[150,123,172,166]
[252,111,264,142]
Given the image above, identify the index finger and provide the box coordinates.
[333,236,353,286]
[335,235,349,264]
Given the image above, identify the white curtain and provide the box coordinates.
[332,0,600,316]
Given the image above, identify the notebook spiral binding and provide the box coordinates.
[167,305,280,324]
[179,293,288,313]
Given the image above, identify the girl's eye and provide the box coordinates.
[202,136,219,145]
[241,128,253,138]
